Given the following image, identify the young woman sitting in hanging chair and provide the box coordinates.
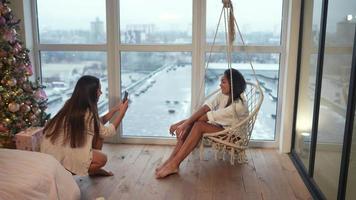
[155,68,249,179]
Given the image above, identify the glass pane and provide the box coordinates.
[37,0,106,44]
[293,0,322,171]
[121,52,191,137]
[41,51,108,116]
[206,0,283,45]
[204,53,280,140]
[314,0,356,198]
[346,111,356,199]
[119,0,192,44]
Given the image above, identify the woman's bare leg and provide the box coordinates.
[88,150,113,176]
[155,126,192,172]
[155,140,184,172]
[156,122,223,178]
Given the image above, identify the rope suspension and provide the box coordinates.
[199,0,262,109]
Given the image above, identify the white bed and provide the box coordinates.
[0,149,80,200]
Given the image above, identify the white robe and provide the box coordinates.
[205,91,249,128]
[41,112,116,176]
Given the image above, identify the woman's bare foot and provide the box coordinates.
[155,158,171,172]
[155,163,179,179]
[89,168,114,177]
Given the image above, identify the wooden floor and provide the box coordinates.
[75,144,312,200]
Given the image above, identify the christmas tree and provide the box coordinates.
[0,0,49,147]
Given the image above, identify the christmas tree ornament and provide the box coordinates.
[2,92,10,100]
[7,78,17,87]
[2,30,14,42]
[20,104,31,113]
[9,91,16,96]
[18,63,26,69]
[11,46,19,54]
[34,88,47,101]
[25,65,33,76]
[1,6,11,15]
[14,43,22,50]
[0,16,5,25]
[18,76,27,84]
[23,83,32,92]
[4,118,11,126]
[34,109,41,116]
[29,114,37,123]
[15,88,23,95]
[0,51,6,58]
[6,56,16,65]
[8,102,20,113]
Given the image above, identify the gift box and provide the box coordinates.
[15,127,44,152]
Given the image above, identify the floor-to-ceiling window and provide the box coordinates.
[36,0,109,116]
[33,0,285,143]
[293,0,322,172]
[119,0,192,138]
[291,0,356,199]
[313,0,355,196]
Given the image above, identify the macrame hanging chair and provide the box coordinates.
[199,0,264,165]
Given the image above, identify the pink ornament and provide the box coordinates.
[2,31,13,42]
[8,102,20,113]
[15,43,22,49]
[0,17,5,25]
[7,78,17,87]
[20,104,31,113]
[12,46,19,54]
[19,63,26,69]
[25,65,33,76]
[34,89,48,101]
[23,83,32,92]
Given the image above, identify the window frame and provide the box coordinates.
[30,0,288,147]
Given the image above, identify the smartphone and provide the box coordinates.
[122,91,128,102]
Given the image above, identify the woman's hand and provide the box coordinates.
[175,121,190,139]
[169,120,185,135]
[118,100,129,114]
[112,102,122,113]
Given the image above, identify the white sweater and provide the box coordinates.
[205,91,249,128]
[41,112,116,176]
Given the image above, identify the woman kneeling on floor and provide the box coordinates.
[41,75,128,176]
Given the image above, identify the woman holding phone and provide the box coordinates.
[41,75,129,176]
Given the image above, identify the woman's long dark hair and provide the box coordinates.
[224,68,246,106]
[44,75,100,148]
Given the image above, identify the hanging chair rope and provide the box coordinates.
[198,0,262,111]
[232,7,261,89]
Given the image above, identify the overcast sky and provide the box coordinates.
[37,0,283,33]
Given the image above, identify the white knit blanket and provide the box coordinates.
[0,149,80,200]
